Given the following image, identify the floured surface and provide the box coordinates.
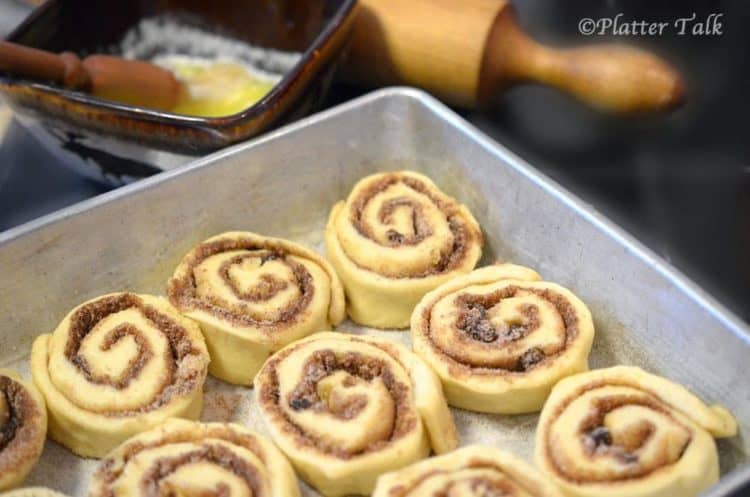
[0,89,747,495]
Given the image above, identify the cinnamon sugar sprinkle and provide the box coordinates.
[0,375,45,476]
[390,460,533,497]
[258,343,417,459]
[168,237,315,329]
[64,293,205,416]
[345,174,482,278]
[94,424,269,497]
[140,445,262,497]
[423,285,579,376]
[543,382,693,484]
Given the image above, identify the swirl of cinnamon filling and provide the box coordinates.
[325,171,483,329]
[89,419,299,497]
[30,293,209,458]
[373,445,563,497]
[534,366,737,497]
[168,231,345,385]
[0,370,47,491]
[411,264,595,414]
[254,332,459,497]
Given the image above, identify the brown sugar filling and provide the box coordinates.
[378,197,432,246]
[0,383,17,453]
[258,345,417,459]
[0,375,45,475]
[140,445,263,497]
[219,253,290,302]
[543,383,693,484]
[93,425,270,497]
[457,296,540,344]
[391,460,530,497]
[168,238,315,329]
[345,174,481,278]
[427,286,578,375]
[63,293,204,415]
[287,350,387,421]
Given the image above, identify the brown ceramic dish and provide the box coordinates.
[0,0,358,184]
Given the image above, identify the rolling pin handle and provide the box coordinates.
[481,6,686,114]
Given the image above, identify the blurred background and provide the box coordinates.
[0,0,747,325]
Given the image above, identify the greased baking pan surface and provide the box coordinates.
[0,88,748,496]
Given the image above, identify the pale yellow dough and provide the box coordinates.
[254,332,459,497]
[535,366,737,497]
[411,264,595,414]
[168,231,345,385]
[325,171,483,329]
[30,293,209,458]
[89,418,300,497]
[374,445,563,497]
[0,370,47,491]
[0,488,69,497]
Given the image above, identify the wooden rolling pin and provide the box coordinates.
[344,0,684,113]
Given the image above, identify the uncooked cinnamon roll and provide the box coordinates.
[373,445,563,497]
[254,332,459,497]
[0,370,47,490]
[89,418,299,497]
[535,366,737,497]
[30,292,209,458]
[411,264,595,414]
[168,231,345,385]
[325,171,483,329]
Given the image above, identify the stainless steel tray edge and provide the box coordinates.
[406,88,750,343]
[3,88,747,343]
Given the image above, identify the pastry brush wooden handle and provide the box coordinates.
[482,8,684,113]
[0,41,90,89]
[0,41,181,111]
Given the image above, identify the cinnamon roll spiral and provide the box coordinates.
[411,264,595,414]
[0,370,47,490]
[373,445,563,497]
[534,366,737,497]
[254,332,459,497]
[168,231,345,385]
[325,171,483,329]
[89,418,299,497]
[30,293,209,458]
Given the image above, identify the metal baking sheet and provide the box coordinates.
[0,88,748,496]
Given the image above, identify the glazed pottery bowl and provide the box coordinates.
[0,0,358,185]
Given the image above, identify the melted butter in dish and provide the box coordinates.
[116,16,302,117]
[156,56,278,117]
